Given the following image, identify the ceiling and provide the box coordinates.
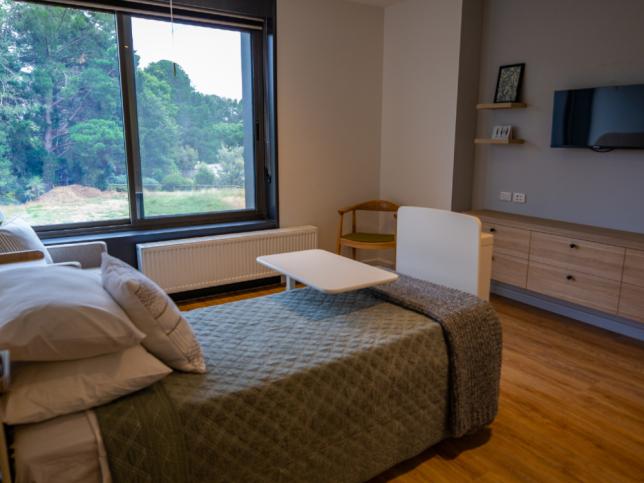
[345,0,404,8]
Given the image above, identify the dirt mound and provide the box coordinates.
[36,185,106,203]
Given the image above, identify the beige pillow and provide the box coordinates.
[101,254,206,373]
[0,265,145,361]
[1,345,171,425]
[0,218,52,263]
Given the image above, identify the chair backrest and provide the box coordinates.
[352,200,399,213]
[396,207,482,296]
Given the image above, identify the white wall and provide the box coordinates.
[473,0,644,233]
[277,0,384,251]
[379,0,463,210]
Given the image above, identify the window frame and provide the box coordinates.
[10,0,277,239]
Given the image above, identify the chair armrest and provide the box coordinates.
[47,241,107,269]
[0,250,44,266]
[50,261,83,269]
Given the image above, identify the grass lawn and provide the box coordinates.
[0,187,246,226]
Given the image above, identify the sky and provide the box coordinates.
[131,17,244,100]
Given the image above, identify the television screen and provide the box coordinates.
[551,84,644,149]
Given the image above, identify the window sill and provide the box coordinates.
[42,218,278,266]
[43,218,278,245]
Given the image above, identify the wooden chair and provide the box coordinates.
[336,200,399,259]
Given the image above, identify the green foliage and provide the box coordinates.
[161,173,193,192]
[216,146,245,187]
[0,0,247,206]
[142,177,161,191]
[24,176,46,201]
[194,163,216,188]
[176,145,200,175]
[107,174,128,192]
[0,132,20,203]
[68,119,126,190]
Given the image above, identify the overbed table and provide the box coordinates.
[257,249,398,294]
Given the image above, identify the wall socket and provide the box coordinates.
[512,192,526,203]
[499,191,512,202]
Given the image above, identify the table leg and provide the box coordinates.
[286,276,296,291]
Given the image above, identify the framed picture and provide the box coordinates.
[494,63,525,103]
[492,125,513,140]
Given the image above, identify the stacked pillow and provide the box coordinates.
[101,253,206,373]
[0,255,206,426]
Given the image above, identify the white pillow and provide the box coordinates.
[1,345,171,425]
[101,254,206,373]
[0,218,52,263]
[0,265,145,361]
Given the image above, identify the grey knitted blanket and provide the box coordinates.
[369,272,503,437]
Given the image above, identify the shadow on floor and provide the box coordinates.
[368,428,493,482]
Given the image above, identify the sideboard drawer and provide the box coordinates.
[527,261,620,314]
[492,253,528,288]
[623,249,644,288]
[482,223,530,259]
[618,283,644,324]
[530,232,625,281]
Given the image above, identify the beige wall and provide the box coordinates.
[276,0,384,251]
[379,0,463,210]
[473,0,644,233]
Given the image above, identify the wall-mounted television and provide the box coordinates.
[551,83,644,150]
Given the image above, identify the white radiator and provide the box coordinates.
[137,226,318,294]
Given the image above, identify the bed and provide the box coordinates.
[8,277,501,483]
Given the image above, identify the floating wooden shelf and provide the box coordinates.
[474,138,525,145]
[476,102,527,110]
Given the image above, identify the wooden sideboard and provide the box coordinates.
[469,210,644,325]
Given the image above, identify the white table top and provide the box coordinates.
[257,249,399,294]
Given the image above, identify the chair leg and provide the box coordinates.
[351,248,356,260]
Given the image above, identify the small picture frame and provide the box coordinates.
[494,63,525,103]
[492,125,513,140]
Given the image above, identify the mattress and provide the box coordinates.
[96,288,451,483]
[13,410,110,483]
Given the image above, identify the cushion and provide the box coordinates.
[0,218,52,263]
[0,265,145,361]
[341,232,395,244]
[101,254,206,373]
[1,345,171,425]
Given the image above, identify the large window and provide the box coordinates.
[0,0,273,233]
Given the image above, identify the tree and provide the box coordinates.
[176,145,200,176]
[68,119,126,189]
[10,1,125,188]
[0,133,20,203]
[194,163,215,188]
[0,0,247,211]
[161,173,192,192]
[216,146,245,187]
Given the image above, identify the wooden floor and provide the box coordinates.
[179,287,644,483]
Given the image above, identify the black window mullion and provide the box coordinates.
[250,29,267,216]
[116,13,144,224]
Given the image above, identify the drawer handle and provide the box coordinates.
[569,243,578,249]
[489,227,496,233]
[566,275,575,281]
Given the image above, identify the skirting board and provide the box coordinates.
[492,281,644,342]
